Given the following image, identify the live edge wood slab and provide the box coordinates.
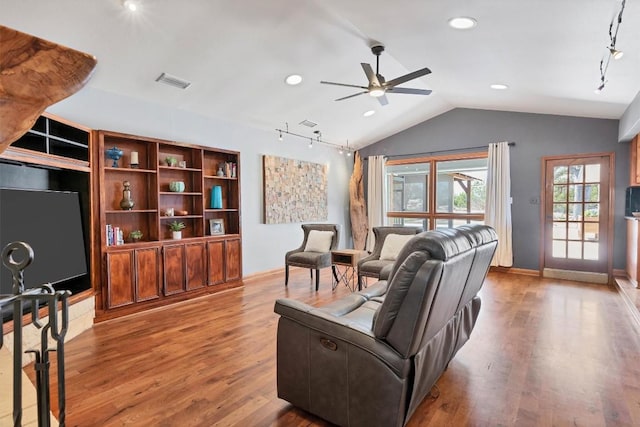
[0,25,96,154]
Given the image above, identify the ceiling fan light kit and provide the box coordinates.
[320,44,432,106]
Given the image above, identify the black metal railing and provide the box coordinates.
[1,242,70,427]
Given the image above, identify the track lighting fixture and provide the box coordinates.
[596,0,626,92]
[274,124,354,156]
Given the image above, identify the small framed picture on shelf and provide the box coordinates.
[209,218,225,235]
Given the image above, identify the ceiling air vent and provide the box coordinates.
[155,72,191,90]
[299,119,317,128]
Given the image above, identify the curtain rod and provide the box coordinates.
[362,141,515,160]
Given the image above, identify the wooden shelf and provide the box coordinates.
[106,209,157,214]
[105,167,156,173]
[204,175,238,180]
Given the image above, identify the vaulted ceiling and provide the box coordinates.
[2,0,639,149]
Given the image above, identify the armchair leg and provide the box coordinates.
[332,266,339,283]
[357,274,362,291]
[310,269,313,280]
[285,265,289,286]
[315,269,320,291]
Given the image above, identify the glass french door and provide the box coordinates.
[543,155,611,273]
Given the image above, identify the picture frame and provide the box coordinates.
[209,218,225,235]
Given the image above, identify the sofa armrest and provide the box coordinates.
[274,298,410,378]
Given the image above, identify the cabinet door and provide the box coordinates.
[185,242,206,290]
[106,251,134,308]
[631,135,640,185]
[135,247,160,302]
[207,240,225,285]
[225,238,242,281]
[163,244,186,295]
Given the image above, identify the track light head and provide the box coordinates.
[609,47,624,59]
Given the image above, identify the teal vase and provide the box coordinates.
[211,186,222,209]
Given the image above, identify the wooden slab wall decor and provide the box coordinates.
[0,25,97,154]
[349,151,368,250]
[263,155,328,224]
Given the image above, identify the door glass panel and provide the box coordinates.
[584,203,599,221]
[567,241,582,259]
[553,222,567,239]
[585,164,600,182]
[554,166,568,184]
[568,203,583,220]
[584,223,599,241]
[553,204,567,219]
[553,185,567,202]
[552,240,566,258]
[568,184,583,202]
[584,184,599,202]
[567,222,582,240]
[569,165,584,183]
[584,242,599,260]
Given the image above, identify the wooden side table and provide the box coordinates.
[331,249,366,291]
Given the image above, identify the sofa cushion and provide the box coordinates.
[380,234,414,261]
[304,230,334,252]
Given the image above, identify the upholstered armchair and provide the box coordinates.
[357,226,422,288]
[285,224,340,291]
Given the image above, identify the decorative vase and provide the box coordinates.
[211,186,222,209]
[169,181,185,192]
[120,180,135,210]
[172,230,182,240]
[106,146,123,167]
[217,166,225,177]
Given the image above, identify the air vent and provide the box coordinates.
[155,72,191,90]
[299,119,317,128]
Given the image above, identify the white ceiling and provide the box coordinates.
[2,0,639,149]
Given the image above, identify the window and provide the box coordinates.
[385,152,488,230]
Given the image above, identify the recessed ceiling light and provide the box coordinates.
[448,16,477,30]
[285,74,302,85]
[363,110,376,117]
[490,83,509,90]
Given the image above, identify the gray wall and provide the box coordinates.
[620,91,640,142]
[48,87,353,276]
[359,108,626,271]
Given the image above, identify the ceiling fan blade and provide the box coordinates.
[377,94,389,106]
[361,63,380,86]
[384,67,432,88]
[335,91,367,101]
[321,81,368,90]
[386,87,432,95]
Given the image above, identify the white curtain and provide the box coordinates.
[367,155,386,252]
[485,142,513,266]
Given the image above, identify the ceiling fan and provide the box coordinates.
[320,44,432,106]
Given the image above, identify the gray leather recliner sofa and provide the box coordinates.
[274,224,498,427]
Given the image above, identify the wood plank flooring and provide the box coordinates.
[27,269,640,426]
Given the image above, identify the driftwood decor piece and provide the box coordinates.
[349,151,368,250]
[263,155,328,224]
[0,25,97,154]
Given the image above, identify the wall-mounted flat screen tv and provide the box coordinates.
[0,188,88,296]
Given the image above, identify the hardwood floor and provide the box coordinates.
[29,269,640,426]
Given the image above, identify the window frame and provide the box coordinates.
[385,151,488,230]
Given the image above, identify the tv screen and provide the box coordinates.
[0,188,88,295]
